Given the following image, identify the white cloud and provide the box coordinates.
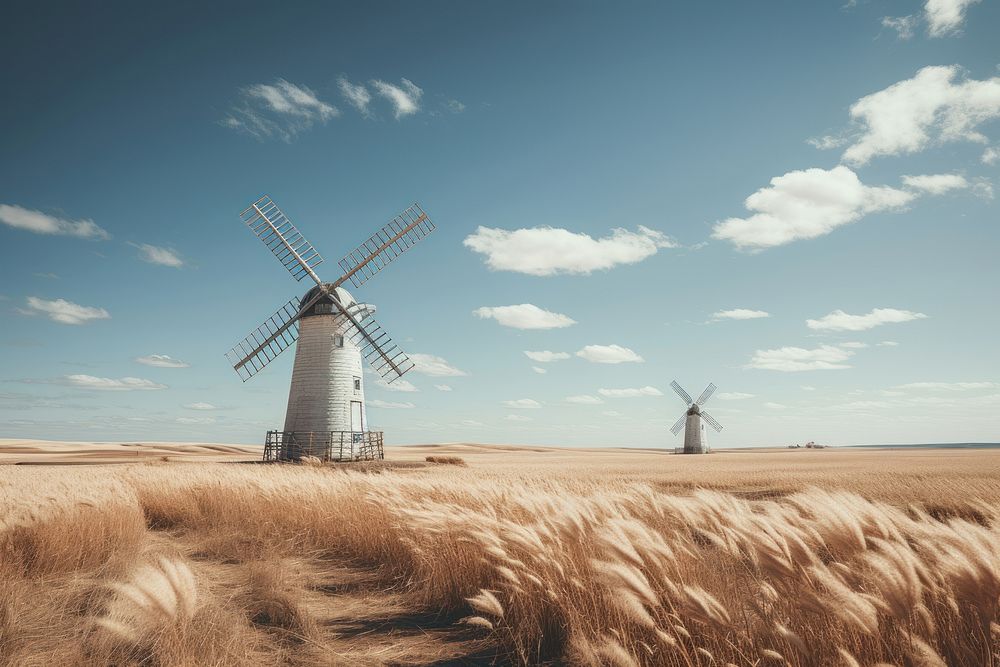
[598,386,664,398]
[503,398,541,409]
[895,381,997,391]
[575,344,643,364]
[717,392,755,400]
[982,147,1000,165]
[338,76,371,116]
[184,402,217,410]
[63,375,166,391]
[369,399,415,409]
[524,350,571,363]
[925,0,981,36]
[566,394,603,405]
[223,79,338,141]
[464,225,675,276]
[764,402,787,410]
[712,308,770,321]
[801,385,817,391]
[532,366,547,374]
[474,304,576,330]
[461,420,485,427]
[807,308,927,331]
[434,384,452,392]
[376,377,418,392]
[901,173,969,194]
[746,345,854,372]
[877,340,900,347]
[602,410,625,417]
[711,166,914,249]
[806,135,847,150]
[410,353,467,376]
[881,15,918,39]
[839,341,869,349]
[0,204,109,240]
[133,243,184,267]
[446,99,466,114]
[135,354,190,368]
[22,297,110,325]
[842,66,1000,165]
[177,416,215,424]
[505,414,532,422]
[370,78,423,119]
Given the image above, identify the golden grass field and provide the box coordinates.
[1,439,999,666]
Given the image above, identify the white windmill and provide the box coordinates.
[669,380,723,454]
[225,195,435,462]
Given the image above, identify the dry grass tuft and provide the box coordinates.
[425,455,467,466]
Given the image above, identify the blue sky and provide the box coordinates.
[1,1,998,447]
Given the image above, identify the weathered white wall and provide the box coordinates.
[283,314,367,434]
[683,412,707,454]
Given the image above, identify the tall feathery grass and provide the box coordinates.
[1,460,998,665]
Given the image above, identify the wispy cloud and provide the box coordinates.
[881,15,917,40]
[445,99,465,113]
[338,76,372,116]
[369,399,415,409]
[901,173,969,195]
[409,353,467,376]
[895,381,997,391]
[839,341,869,349]
[464,225,675,276]
[505,414,532,422]
[222,78,338,141]
[474,304,576,330]
[841,66,1000,165]
[503,398,541,409]
[131,243,184,267]
[370,78,423,118]
[524,351,571,363]
[434,384,452,392]
[531,366,547,374]
[747,345,854,372]
[184,402,218,410]
[0,204,109,240]
[712,166,914,250]
[598,387,663,398]
[21,297,110,325]
[807,308,927,331]
[575,344,643,364]
[135,354,190,368]
[717,392,755,400]
[877,340,900,347]
[375,377,418,392]
[712,308,770,321]
[566,394,603,405]
[62,375,167,391]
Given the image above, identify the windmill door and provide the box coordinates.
[350,401,363,434]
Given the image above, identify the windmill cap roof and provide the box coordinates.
[300,284,375,319]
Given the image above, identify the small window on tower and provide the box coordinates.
[353,377,361,391]
[333,334,344,347]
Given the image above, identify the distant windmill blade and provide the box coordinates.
[700,410,724,433]
[334,204,436,289]
[333,301,415,382]
[670,380,694,405]
[670,413,687,435]
[241,195,325,283]
[226,298,303,381]
[695,383,717,406]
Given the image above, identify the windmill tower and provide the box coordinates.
[669,380,723,454]
[225,195,435,462]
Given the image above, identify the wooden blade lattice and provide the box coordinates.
[226,298,302,381]
[241,195,324,283]
[335,204,435,288]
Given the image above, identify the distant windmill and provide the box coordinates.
[225,195,435,462]
[669,380,723,454]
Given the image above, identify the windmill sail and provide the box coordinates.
[242,196,325,282]
[670,413,687,435]
[670,380,694,405]
[335,204,435,288]
[226,298,302,381]
[700,411,723,432]
[695,383,717,406]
